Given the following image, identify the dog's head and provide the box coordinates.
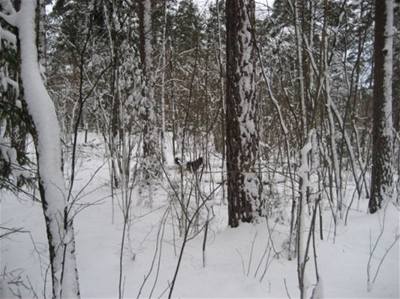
[174,157,182,166]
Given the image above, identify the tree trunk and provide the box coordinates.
[17,1,80,297]
[139,0,161,190]
[225,0,259,227]
[369,0,394,213]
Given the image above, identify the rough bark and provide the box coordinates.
[225,0,259,227]
[138,0,160,186]
[369,0,394,213]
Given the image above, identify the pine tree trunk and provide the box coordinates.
[139,0,160,188]
[225,0,259,227]
[369,0,394,213]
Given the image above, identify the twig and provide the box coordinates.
[284,278,292,299]
[236,249,246,276]
[247,231,258,276]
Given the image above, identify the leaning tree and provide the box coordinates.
[0,0,80,297]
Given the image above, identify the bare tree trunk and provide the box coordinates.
[138,0,161,204]
[292,0,310,297]
[103,0,121,189]
[369,0,394,213]
[225,0,259,227]
[216,0,226,204]
[160,1,168,163]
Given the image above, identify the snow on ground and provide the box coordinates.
[1,132,399,298]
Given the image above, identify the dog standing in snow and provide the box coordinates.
[174,157,204,173]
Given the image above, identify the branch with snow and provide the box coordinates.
[0,25,16,46]
[2,0,81,297]
[0,10,17,27]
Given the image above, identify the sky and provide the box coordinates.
[46,1,275,16]
[194,0,275,18]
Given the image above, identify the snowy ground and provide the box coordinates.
[1,133,399,298]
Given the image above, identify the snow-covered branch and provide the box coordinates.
[0,25,16,46]
[0,11,17,27]
[0,0,16,15]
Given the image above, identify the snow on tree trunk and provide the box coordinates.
[293,0,311,297]
[139,0,153,78]
[297,130,314,299]
[37,0,46,70]
[322,9,342,220]
[226,0,259,227]
[138,0,160,204]
[15,1,80,297]
[369,0,394,213]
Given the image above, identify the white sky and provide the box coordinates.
[194,0,275,18]
[46,1,275,18]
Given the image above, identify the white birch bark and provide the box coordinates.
[382,0,394,153]
[297,130,313,299]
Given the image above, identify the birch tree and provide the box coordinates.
[225,0,259,227]
[369,0,394,213]
[0,0,80,297]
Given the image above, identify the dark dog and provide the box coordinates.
[175,157,203,173]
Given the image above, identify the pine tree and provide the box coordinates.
[369,0,394,213]
[138,0,161,192]
[225,0,259,227]
[393,6,400,133]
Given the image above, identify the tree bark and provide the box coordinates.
[225,0,259,227]
[139,0,161,188]
[369,0,394,213]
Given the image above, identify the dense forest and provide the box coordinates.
[0,0,399,298]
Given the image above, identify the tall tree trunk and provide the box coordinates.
[36,0,46,70]
[11,0,80,297]
[7,0,29,167]
[369,0,394,213]
[225,0,259,227]
[160,0,168,163]
[138,0,160,197]
[2,0,80,298]
[103,0,121,188]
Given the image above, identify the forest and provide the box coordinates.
[0,0,399,298]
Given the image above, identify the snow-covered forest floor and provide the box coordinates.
[1,133,399,298]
